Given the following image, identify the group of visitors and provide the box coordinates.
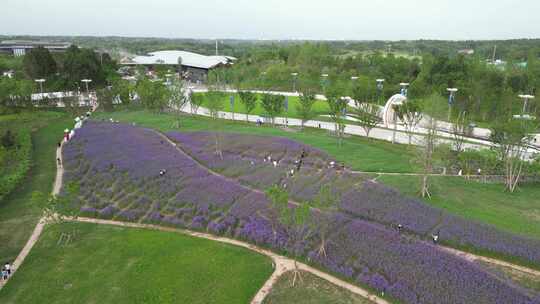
[64,112,92,143]
[1,262,11,281]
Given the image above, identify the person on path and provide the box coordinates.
[57,142,62,148]
[432,231,440,244]
[4,262,11,276]
[1,269,7,281]
[57,157,62,167]
[64,129,70,142]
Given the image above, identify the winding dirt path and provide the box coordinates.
[0,142,64,290]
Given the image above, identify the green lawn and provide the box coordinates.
[379,175,540,239]
[0,222,273,304]
[0,113,72,263]
[197,93,331,120]
[95,110,540,241]
[263,271,375,304]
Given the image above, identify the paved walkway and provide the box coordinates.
[184,90,539,161]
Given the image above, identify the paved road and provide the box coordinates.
[181,99,539,161]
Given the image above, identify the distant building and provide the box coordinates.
[458,49,475,55]
[0,40,72,56]
[120,50,236,83]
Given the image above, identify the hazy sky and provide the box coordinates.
[3,0,540,40]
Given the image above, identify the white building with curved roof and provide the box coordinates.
[121,50,236,83]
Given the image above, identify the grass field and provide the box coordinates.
[196,93,331,120]
[95,110,540,241]
[0,222,273,304]
[263,271,375,304]
[0,113,71,263]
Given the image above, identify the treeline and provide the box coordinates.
[0,46,117,110]
[211,42,540,124]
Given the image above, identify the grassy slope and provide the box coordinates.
[263,271,375,304]
[96,110,540,241]
[0,222,273,304]
[0,114,71,263]
[197,93,331,119]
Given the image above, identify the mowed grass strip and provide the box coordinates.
[197,93,331,119]
[0,222,273,304]
[263,271,375,304]
[0,114,71,263]
[95,110,540,241]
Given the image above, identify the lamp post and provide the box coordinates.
[81,79,92,107]
[446,88,458,121]
[376,79,385,104]
[399,83,409,97]
[35,78,45,96]
[291,72,298,92]
[321,73,329,93]
[518,94,535,114]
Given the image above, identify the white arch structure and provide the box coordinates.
[382,94,407,126]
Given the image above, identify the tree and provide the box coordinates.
[112,79,133,106]
[394,100,423,145]
[206,90,226,159]
[96,87,115,112]
[261,94,284,126]
[238,91,258,122]
[415,95,441,198]
[168,79,187,128]
[189,91,204,115]
[309,183,339,258]
[266,185,311,286]
[490,119,537,192]
[351,103,381,138]
[136,78,170,112]
[418,116,437,198]
[325,89,348,146]
[451,111,470,153]
[296,90,316,129]
[23,47,57,79]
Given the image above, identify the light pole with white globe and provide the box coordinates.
[35,79,45,96]
[518,94,535,114]
[446,88,458,121]
[399,83,409,97]
[291,73,298,92]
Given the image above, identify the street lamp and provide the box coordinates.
[446,88,458,121]
[291,72,298,92]
[518,94,535,114]
[81,79,92,94]
[35,78,45,96]
[399,83,410,97]
[376,79,385,104]
[321,74,329,92]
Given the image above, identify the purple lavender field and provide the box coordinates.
[62,122,540,304]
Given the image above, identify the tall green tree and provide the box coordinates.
[261,94,284,126]
[23,46,57,79]
[351,103,381,138]
[296,90,317,129]
[136,78,170,112]
[238,91,258,122]
[168,79,187,128]
[394,100,423,145]
[325,87,348,146]
[490,118,537,193]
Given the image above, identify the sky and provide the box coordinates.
[3,0,540,40]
